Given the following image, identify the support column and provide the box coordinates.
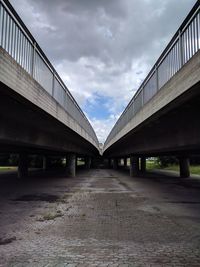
[66,153,76,177]
[141,157,146,173]
[124,158,127,167]
[130,156,139,177]
[42,156,47,171]
[113,158,118,170]
[85,156,91,170]
[179,157,190,178]
[18,153,28,178]
[108,158,112,169]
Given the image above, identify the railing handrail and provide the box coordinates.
[0,0,98,145]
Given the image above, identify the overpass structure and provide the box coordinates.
[103,2,200,178]
[0,0,99,177]
[0,0,200,179]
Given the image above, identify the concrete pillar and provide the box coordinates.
[124,158,127,167]
[179,157,190,178]
[42,156,47,171]
[141,157,146,173]
[130,156,139,177]
[108,158,112,168]
[66,153,76,177]
[85,156,91,169]
[118,158,121,167]
[113,158,118,170]
[18,153,28,178]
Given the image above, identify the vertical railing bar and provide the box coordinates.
[153,65,157,93]
[186,27,188,62]
[21,33,24,68]
[52,72,55,97]
[17,28,20,63]
[16,25,19,62]
[11,18,14,57]
[2,9,6,48]
[31,41,36,78]
[24,36,28,71]
[19,31,22,66]
[197,13,199,50]
[4,11,8,50]
[194,18,196,53]
[191,20,194,55]
[179,30,183,68]
[189,21,192,57]
[0,2,2,45]
[7,15,11,53]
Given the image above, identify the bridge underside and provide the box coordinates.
[0,81,98,157]
[104,81,200,158]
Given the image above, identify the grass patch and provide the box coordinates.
[146,160,200,175]
[146,160,160,170]
[164,164,200,175]
[0,166,17,172]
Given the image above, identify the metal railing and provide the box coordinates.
[0,0,99,147]
[104,1,200,148]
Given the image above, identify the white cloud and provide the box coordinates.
[10,0,197,143]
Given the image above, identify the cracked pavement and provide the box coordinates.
[0,169,200,266]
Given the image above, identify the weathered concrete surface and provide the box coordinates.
[0,169,200,266]
[0,48,99,155]
[104,50,200,157]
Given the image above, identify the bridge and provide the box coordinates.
[103,2,200,178]
[0,0,99,178]
[0,0,200,179]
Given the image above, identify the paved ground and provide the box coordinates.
[0,168,200,267]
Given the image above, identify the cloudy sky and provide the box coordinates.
[10,0,196,143]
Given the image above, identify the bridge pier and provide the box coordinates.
[130,156,139,177]
[85,156,91,170]
[140,157,146,173]
[179,157,190,178]
[113,158,118,170]
[42,156,48,171]
[107,158,112,168]
[66,153,76,177]
[18,153,28,178]
[124,158,127,167]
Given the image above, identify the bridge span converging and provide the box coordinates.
[0,0,200,179]
[103,1,200,178]
[0,0,99,177]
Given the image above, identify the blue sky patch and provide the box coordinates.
[84,93,112,120]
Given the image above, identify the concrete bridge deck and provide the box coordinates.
[0,169,200,266]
